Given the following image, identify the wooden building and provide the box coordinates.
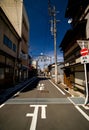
[60,0,89,94]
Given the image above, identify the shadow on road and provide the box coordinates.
[21,76,49,93]
[0,76,49,104]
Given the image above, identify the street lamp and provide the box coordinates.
[68,18,73,24]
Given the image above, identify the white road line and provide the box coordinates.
[26,113,34,117]
[68,97,89,121]
[30,105,39,130]
[27,105,47,130]
[0,103,5,108]
[49,80,65,95]
[41,105,47,119]
[13,78,37,97]
[67,97,76,105]
[75,105,89,121]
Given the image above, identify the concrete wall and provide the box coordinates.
[0,12,18,58]
[0,0,23,37]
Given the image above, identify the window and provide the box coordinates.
[8,40,12,49]
[3,35,12,49]
[13,44,16,52]
[3,35,13,50]
[3,35,9,46]
[0,68,4,79]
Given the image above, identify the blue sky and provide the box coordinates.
[24,0,71,64]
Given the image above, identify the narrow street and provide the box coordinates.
[0,1,89,130]
[0,76,89,130]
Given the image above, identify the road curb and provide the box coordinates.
[0,77,37,105]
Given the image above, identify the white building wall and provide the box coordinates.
[0,0,23,37]
[58,64,64,83]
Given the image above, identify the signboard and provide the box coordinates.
[20,52,28,60]
[77,40,88,49]
[81,55,89,64]
[80,48,89,56]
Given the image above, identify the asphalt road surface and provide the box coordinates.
[0,76,89,130]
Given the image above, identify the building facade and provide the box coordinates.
[60,0,89,94]
[48,62,64,83]
[0,7,20,87]
[18,5,29,81]
[0,0,29,88]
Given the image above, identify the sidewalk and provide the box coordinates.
[50,77,84,97]
[59,82,84,97]
[0,77,36,105]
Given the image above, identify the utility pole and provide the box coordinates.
[48,0,60,83]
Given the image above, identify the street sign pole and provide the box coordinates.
[77,40,89,105]
[84,63,89,105]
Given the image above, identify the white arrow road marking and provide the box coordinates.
[26,105,47,130]
[37,83,45,91]
[40,86,44,90]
